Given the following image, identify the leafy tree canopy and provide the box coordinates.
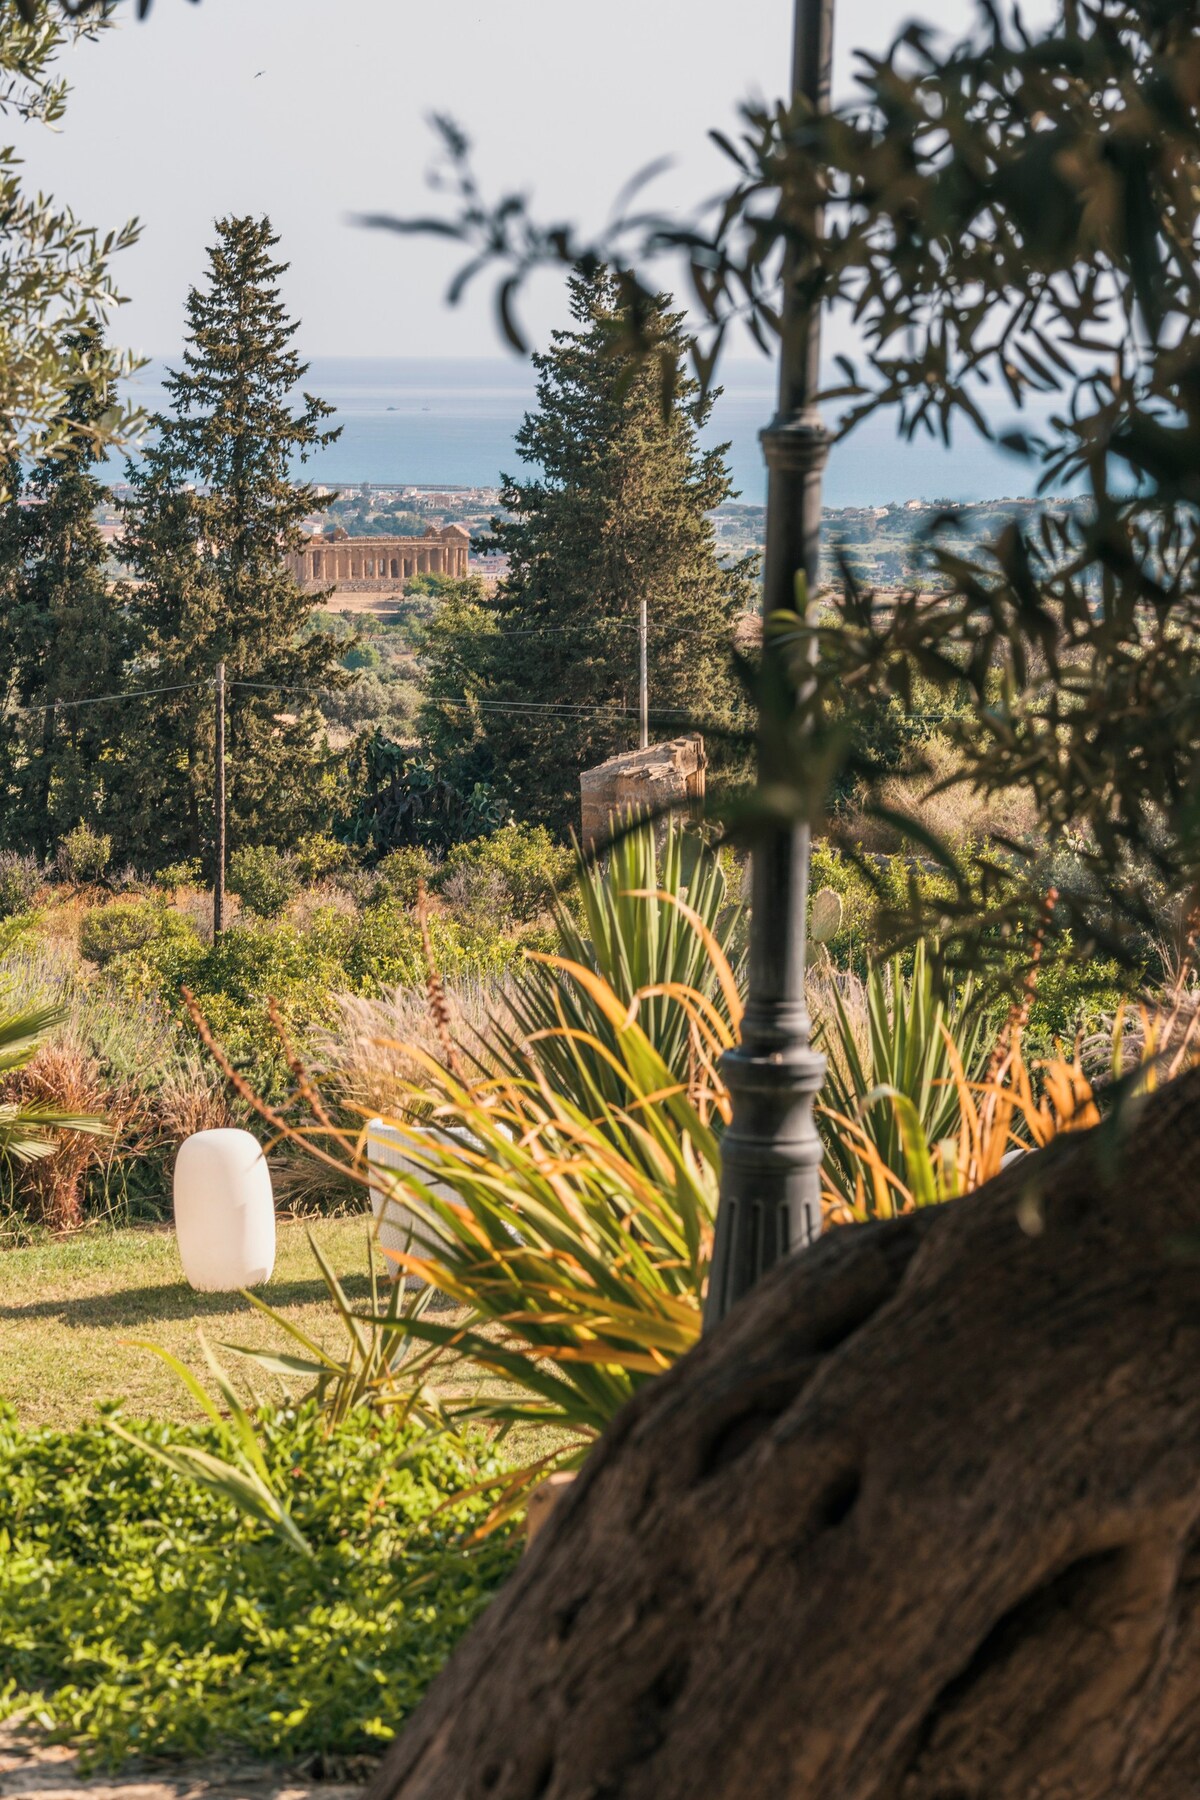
[385,2,1200,988]
[118,215,347,868]
[0,1,142,473]
[0,330,133,853]
[420,269,754,834]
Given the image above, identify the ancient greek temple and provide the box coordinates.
[287,523,471,600]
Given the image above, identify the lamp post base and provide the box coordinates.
[704,1034,825,1329]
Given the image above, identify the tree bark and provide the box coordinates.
[369,1071,1200,1800]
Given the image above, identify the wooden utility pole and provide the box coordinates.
[638,592,649,750]
[213,660,226,936]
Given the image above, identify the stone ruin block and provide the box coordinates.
[579,734,706,851]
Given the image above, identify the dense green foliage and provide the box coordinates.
[0,339,133,853]
[815,943,990,1214]
[0,3,140,473]
[415,0,1200,990]
[808,842,1128,1046]
[420,269,754,831]
[227,844,299,920]
[78,898,184,968]
[0,1400,518,1768]
[54,821,111,885]
[0,850,39,918]
[118,216,345,869]
[341,726,507,856]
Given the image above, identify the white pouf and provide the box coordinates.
[173,1128,276,1292]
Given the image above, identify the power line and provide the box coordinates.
[442,620,722,640]
[441,698,694,721]
[231,679,344,698]
[314,609,732,641]
[229,677,696,724]
[3,672,959,732]
[7,679,209,716]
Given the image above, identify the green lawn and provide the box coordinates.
[0,1215,387,1428]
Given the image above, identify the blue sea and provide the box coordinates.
[117,356,1047,509]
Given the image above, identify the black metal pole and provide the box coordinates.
[703,0,833,1330]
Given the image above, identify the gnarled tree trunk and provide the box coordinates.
[370,1072,1200,1800]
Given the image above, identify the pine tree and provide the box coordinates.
[118,215,344,868]
[422,269,754,833]
[0,338,133,857]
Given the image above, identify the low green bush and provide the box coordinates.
[292,832,350,884]
[152,858,203,893]
[342,899,520,992]
[55,824,112,886]
[0,851,41,919]
[153,916,349,1099]
[0,1400,518,1769]
[1023,942,1129,1053]
[375,844,438,906]
[436,823,571,926]
[79,900,195,970]
[227,846,298,920]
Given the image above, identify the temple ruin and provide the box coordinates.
[287,524,470,612]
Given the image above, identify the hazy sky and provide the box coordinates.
[19,0,1035,364]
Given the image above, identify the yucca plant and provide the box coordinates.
[363,950,726,1488]
[219,1227,444,1430]
[487,820,744,1128]
[813,942,990,1217]
[824,1027,1100,1221]
[186,930,730,1509]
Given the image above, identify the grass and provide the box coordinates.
[0,1215,383,1429]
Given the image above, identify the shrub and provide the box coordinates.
[343,641,381,671]
[292,832,350,883]
[0,851,41,919]
[152,858,203,893]
[375,844,438,907]
[227,845,298,920]
[0,949,235,1231]
[436,823,571,926]
[150,914,352,1100]
[273,947,724,1487]
[263,823,737,1489]
[54,824,111,886]
[79,900,189,970]
[492,819,745,1120]
[1023,941,1129,1053]
[812,943,990,1219]
[0,950,107,1225]
[342,899,518,993]
[0,1400,518,1768]
[9,1035,115,1233]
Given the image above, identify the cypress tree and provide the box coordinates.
[119,215,345,868]
[422,268,754,833]
[0,340,132,857]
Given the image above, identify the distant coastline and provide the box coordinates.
[112,356,1055,512]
